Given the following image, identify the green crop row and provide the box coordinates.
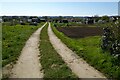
[51,23,120,79]
[2,23,44,67]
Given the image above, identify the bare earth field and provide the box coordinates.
[56,27,103,38]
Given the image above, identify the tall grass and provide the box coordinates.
[2,23,44,67]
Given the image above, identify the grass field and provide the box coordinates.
[2,23,44,67]
[51,23,120,79]
[39,23,77,78]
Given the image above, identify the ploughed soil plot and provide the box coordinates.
[56,27,103,38]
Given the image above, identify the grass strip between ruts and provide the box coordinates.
[39,23,77,78]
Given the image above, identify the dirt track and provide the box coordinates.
[10,23,47,78]
[48,23,106,78]
[3,22,107,78]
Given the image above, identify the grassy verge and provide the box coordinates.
[39,23,77,78]
[2,23,44,67]
[51,23,120,79]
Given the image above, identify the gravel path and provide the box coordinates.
[48,22,106,78]
[10,22,47,78]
